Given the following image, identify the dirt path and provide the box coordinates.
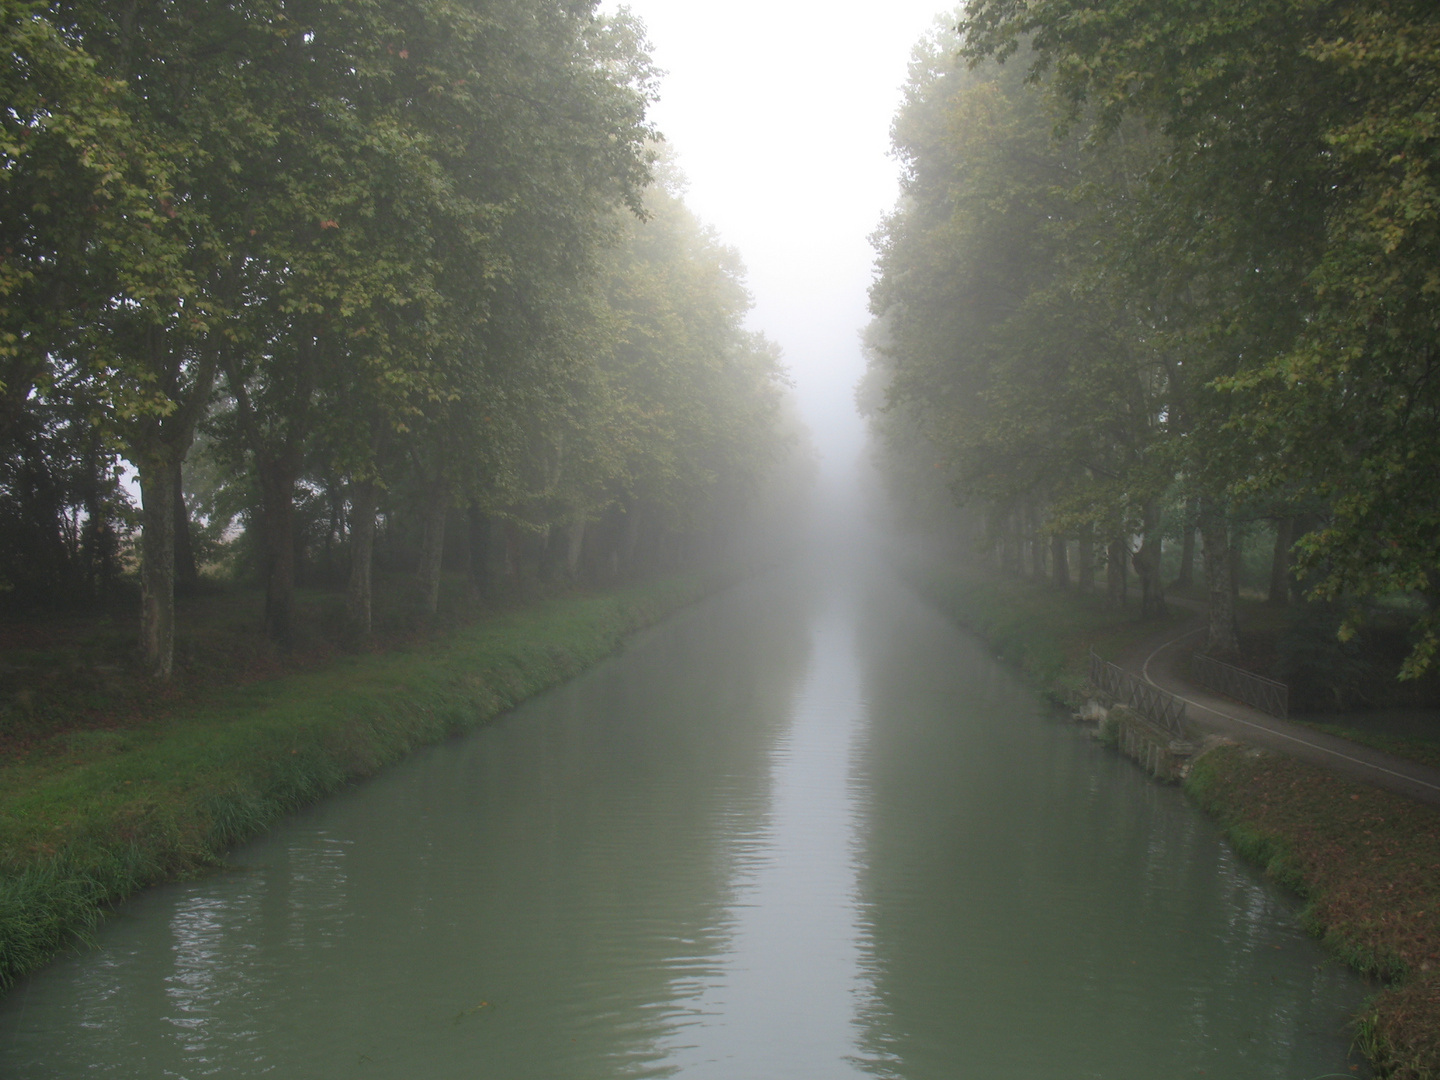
[1115,604,1440,807]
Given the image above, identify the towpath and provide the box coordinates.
[1114,604,1440,808]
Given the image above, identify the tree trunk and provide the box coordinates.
[1051,534,1070,588]
[1175,498,1198,589]
[1002,509,1020,574]
[258,461,298,647]
[138,458,178,678]
[566,520,586,579]
[619,505,642,578]
[466,503,491,602]
[323,482,344,581]
[504,519,523,587]
[1289,513,1321,603]
[416,485,449,616]
[126,325,220,678]
[539,524,572,582]
[1200,507,1239,656]
[346,478,377,636]
[1134,500,1166,619]
[1267,517,1294,606]
[1077,534,1095,593]
[173,466,199,597]
[1028,502,1046,580]
[1106,536,1129,607]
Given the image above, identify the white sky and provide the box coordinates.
[601,0,953,483]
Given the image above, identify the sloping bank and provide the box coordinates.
[0,572,715,994]
[902,558,1440,1080]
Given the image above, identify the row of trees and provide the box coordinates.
[2,0,793,676]
[862,0,1440,671]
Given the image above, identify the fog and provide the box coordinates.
[602,0,950,491]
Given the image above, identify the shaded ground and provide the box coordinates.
[0,575,542,763]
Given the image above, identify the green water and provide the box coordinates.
[0,563,1370,1078]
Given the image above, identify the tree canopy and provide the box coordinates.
[1,0,796,676]
[864,0,1440,669]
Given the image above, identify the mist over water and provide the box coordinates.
[0,520,1370,1078]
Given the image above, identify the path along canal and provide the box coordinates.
[0,558,1371,1078]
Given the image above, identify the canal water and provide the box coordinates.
[0,558,1370,1078]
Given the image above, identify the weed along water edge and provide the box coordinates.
[0,560,1369,1078]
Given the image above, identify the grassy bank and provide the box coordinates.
[0,572,713,992]
[1187,746,1440,1079]
[902,556,1440,1078]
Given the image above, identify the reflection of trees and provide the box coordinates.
[0,574,814,1078]
[846,585,1363,1079]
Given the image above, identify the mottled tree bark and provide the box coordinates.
[1003,509,1021,574]
[1135,500,1167,619]
[619,504,642,579]
[345,478,377,636]
[139,459,178,678]
[415,485,449,616]
[1106,537,1128,607]
[221,330,312,649]
[1028,502,1046,580]
[566,521,586,579]
[504,518,522,583]
[1077,534,1095,594]
[1175,499,1198,589]
[173,467,198,597]
[466,503,491,602]
[1051,534,1070,588]
[1200,507,1239,656]
[257,457,299,647]
[132,331,219,677]
[1267,517,1294,606]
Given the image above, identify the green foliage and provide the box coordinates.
[1,0,797,662]
[869,0,1440,672]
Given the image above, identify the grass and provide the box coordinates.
[0,574,573,759]
[902,555,1440,1079]
[0,572,715,992]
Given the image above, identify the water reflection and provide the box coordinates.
[660,582,870,1076]
[0,563,1369,1079]
[846,573,1366,1079]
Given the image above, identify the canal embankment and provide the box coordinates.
[0,572,716,994]
[902,556,1440,1080]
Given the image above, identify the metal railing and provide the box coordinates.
[1088,650,1188,736]
[1190,652,1289,719]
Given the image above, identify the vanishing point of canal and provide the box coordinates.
[0,555,1370,1078]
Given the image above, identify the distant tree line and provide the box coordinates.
[862,0,1440,674]
[1,0,792,676]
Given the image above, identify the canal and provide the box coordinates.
[0,557,1369,1078]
